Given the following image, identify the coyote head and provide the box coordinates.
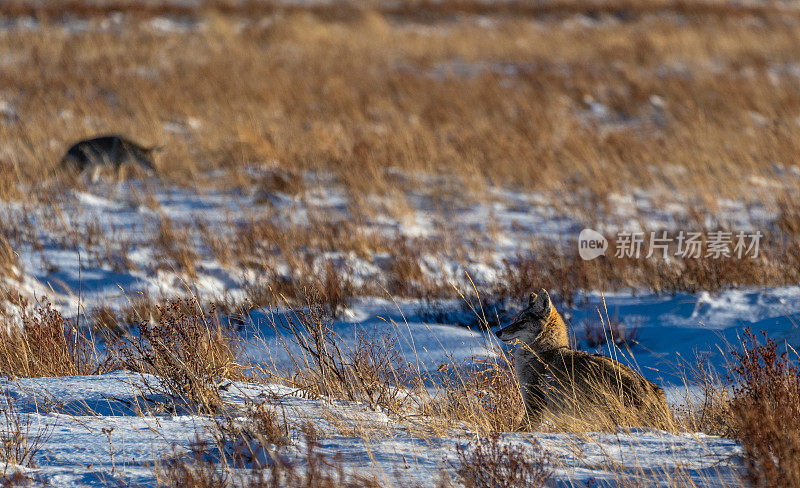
[495,289,568,352]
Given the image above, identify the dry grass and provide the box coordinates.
[1,2,799,204]
[154,215,199,278]
[776,196,800,236]
[495,232,800,306]
[0,392,49,473]
[0,1,796,483]
[5,0,798,20]
[116,299,242,413]
[0,1,797,303]
[156,428,381,488]
[0,289,756,486]
[214,400,291,469]
[729,329,800,487]
[0,299,100,378]
[253,291,529,434]
[269,297,414,414]
[421,356,527,434]
[90,305,125,339]
[582,317,640,349]
[455,433,552,488]
[0,234,20,283]
[155,439,232,488]
[674,359,734,437]
[258,291,682,436]
[668,329,800,484]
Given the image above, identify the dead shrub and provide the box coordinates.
[213,400,291,469]
[276,297,413,413]
[344,330,414,412]
[729,329,800,487]
[0,471,37,487]
[455,433,552,488]
[117,299,241,414]
[423,354,525,433]
[242,402,291,448]
[157,428,380,488]
[268,428,381,488]
[674,358,734,436]
[156,439,230,488]
[0,299,99,378]
[0,392,49,472]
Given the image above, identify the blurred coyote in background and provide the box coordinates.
[496,289,672,430]
[59,135,159,181]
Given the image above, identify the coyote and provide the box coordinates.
[59,135,159,181]
[496,289,672,430]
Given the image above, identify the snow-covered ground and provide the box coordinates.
[1,171,788,315]
[0,175,796,485]
[4,372,742,487]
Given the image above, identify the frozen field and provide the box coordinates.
[5,372,742,487]
[2,1,800,485]
[2,173,791,315]
[0,177,795,486]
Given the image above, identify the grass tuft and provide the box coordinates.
[730,329,800,487]
[117,299,241,414]
[455,433,552,488]
[0,299,99,378]
[0,392,48,472]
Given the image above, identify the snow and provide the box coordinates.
[1,372,743,487]
[5,170,791,320]
[0,174,795,485]
[0,285,777,485]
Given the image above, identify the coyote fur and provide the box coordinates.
[495,289,672,429]
[59,135,159,181]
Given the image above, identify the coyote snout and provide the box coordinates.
[497,289,672,430]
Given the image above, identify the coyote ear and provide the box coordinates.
[531,289,552,318]
[527,292,537,307]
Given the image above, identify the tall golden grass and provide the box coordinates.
[1,3,798,203]
[0,2,796,302]
[0,299,99,377]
